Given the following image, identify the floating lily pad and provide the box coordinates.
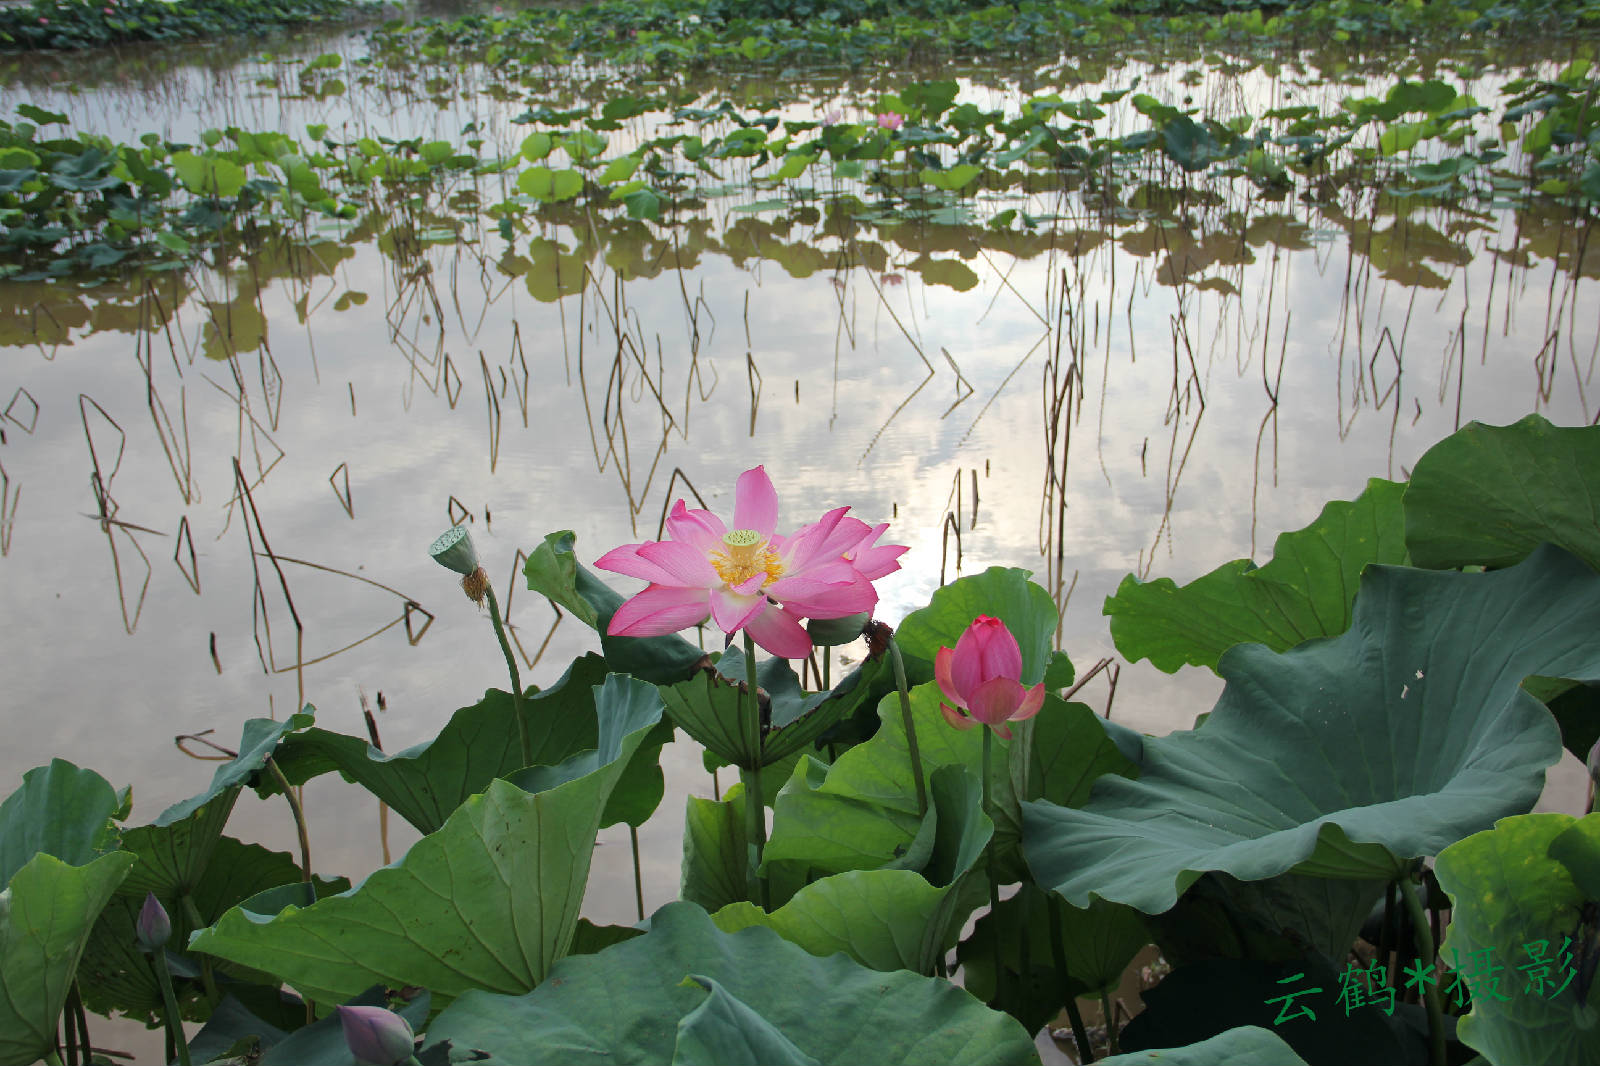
[1025,545,1596,914]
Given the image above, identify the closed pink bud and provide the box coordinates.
[338,1005,415,1065]
[135,892,170,951]
[934,615,1045,739]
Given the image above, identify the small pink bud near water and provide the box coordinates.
[136,892,171,951]
[934,615,1045,739]
[338,1004,416,1065]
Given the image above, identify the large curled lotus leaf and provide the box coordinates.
[680,783,808,914]
[892,566,1060,686]
[671,976,819,1066]
[1406,414,1600,572]
[524,530,706,684]
[0,851,136,1066]
[1096,1025,1309,1065]
[766,686,1133,886]
[419,901,1040,1065]
[1435,812,1600,1066]
[156,711,314,826]
[265,654,609,833]
[188,675,663,1008]
[1104,478,1407,672]
[712,764,992,974]
[1024,545,1596,914]
[0,759,124,887]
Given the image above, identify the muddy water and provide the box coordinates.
[2,26,1596,1061]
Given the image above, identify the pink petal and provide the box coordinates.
[636,539,719,585]
[990,722,1013,740]
[730,572,768,596]
[1013,683,1046,722]
[665,499,726,553]
[953,616,1022,695]
[710,586,766,635]
[781,507,852,570]
[940,700,974,731]
[776,571,877,620]
[967,675,1028,726]
[608,584,710,637]
[733,466,779,538]
[846,523,909,580]
[935,646,966,709]
[743,602,814,658]
[594,542,681,585]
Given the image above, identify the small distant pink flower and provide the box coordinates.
[935,616,1045,739]
[881,272,904,286]
[597,466,904,658]
[876,112,904,130]
[821,109,843,126]
[37,15,48,24]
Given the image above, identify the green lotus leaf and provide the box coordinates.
[671,976,820,1066]
[1436,812,1600,1066]
[958,882,1149,1032]
[714,764,991,974]
[768,684,1133,886]
[893,566,1060,686]
[266,655,609,833]
[156,712,313,826]
[524,530,706,684]
[659,648,866,771]
[0,759,123,887]
[420,902,1040,1065]
[79,834,350,1023]
[1097,1025,1309,1065]
[682,789,751,914]
[189,675,663,1008]
[1104,478,1407,672]
[0,851,135,1066]
[1406,415,1600,572]
[1025,545,1596,914]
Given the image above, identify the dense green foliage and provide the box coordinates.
[0,0,371,50]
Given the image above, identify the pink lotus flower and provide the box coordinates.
[876,112,904,130]
[821,109,843,126]
[597,466,905,658]
[935,615,1045,739]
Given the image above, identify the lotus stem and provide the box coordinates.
[1048,896,1095,1063]
[1100,988,1120,1055]
[887,637,929,818]
[741,631,770,908]
[179,894,220,1005]
[630,825,645,921]
[152,945,192,1066]
[483,584,532,768]
[264,757,314,908]
[1399,869,1446,1066]
[44,1053,63,1066]
[982,726,1003,1010]
[70,981,91,1066]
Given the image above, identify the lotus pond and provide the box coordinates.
[7,0,1600,1063]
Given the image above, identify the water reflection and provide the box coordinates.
[0,29,1597,1060]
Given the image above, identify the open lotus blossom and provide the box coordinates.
[935,615,1045,738]
[597,466,906,658]
[876,111,904,130]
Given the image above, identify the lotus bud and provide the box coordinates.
[136,892,171,951]
[428,525,480,576]
[337,1004,416,1066]
[806,612,870,647]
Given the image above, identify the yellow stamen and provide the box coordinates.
[711,529,784,589]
